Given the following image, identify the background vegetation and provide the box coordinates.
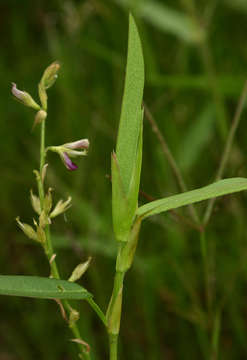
[1,0,247,359]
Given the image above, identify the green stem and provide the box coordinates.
[107,269,125,360]
[38,119,46,206]
[109,334,118,360]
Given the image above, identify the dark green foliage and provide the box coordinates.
[1,0,247,359]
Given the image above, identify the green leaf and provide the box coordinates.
[117,0,204,44]
[137,178,247,219]
[112,111,143,242]
[116,13,144,195]
[0,275,92,300]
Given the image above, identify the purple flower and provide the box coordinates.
[47,139,89,171]
[62,152,78,171]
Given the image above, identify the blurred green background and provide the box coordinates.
[1,0,247,359]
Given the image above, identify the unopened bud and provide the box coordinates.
[16,217,38,242]
[43,188,53,215]
[50,196,72,218]
[33,110,47,129]
[11,83,40,110]
[68,257,92,282]
[30,190,41,215]
[40,61,60,89]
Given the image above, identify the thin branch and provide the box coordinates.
[143,102,200,224]
[203,80,247,224]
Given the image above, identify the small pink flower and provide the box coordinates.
[47,139,89,171]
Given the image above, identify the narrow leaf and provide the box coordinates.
[116,13,144,195]
[0,275,92,300]
[137,178,247,219]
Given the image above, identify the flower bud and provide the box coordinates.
[16,217,38,242]
[33,109,47,129]
[30,190,41,215]
[50,196,72,218]
[43,188,53,215]
[11,83,40,110]
[68,257,92,282]
[40,61,60,89]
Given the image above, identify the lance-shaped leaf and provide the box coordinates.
[115,13,144,195]
[112,112,143,242]
[136,178,247,219]
[112,14,144,241]
[0,275,92,300]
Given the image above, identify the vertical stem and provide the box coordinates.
[143,103,200,225]
[107,267,125,360]
[37,114,91,360]
[38,119,46,206]
[109,334,118,360]
[203,80,247,225]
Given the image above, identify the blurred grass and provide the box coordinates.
[1,0,247,359]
